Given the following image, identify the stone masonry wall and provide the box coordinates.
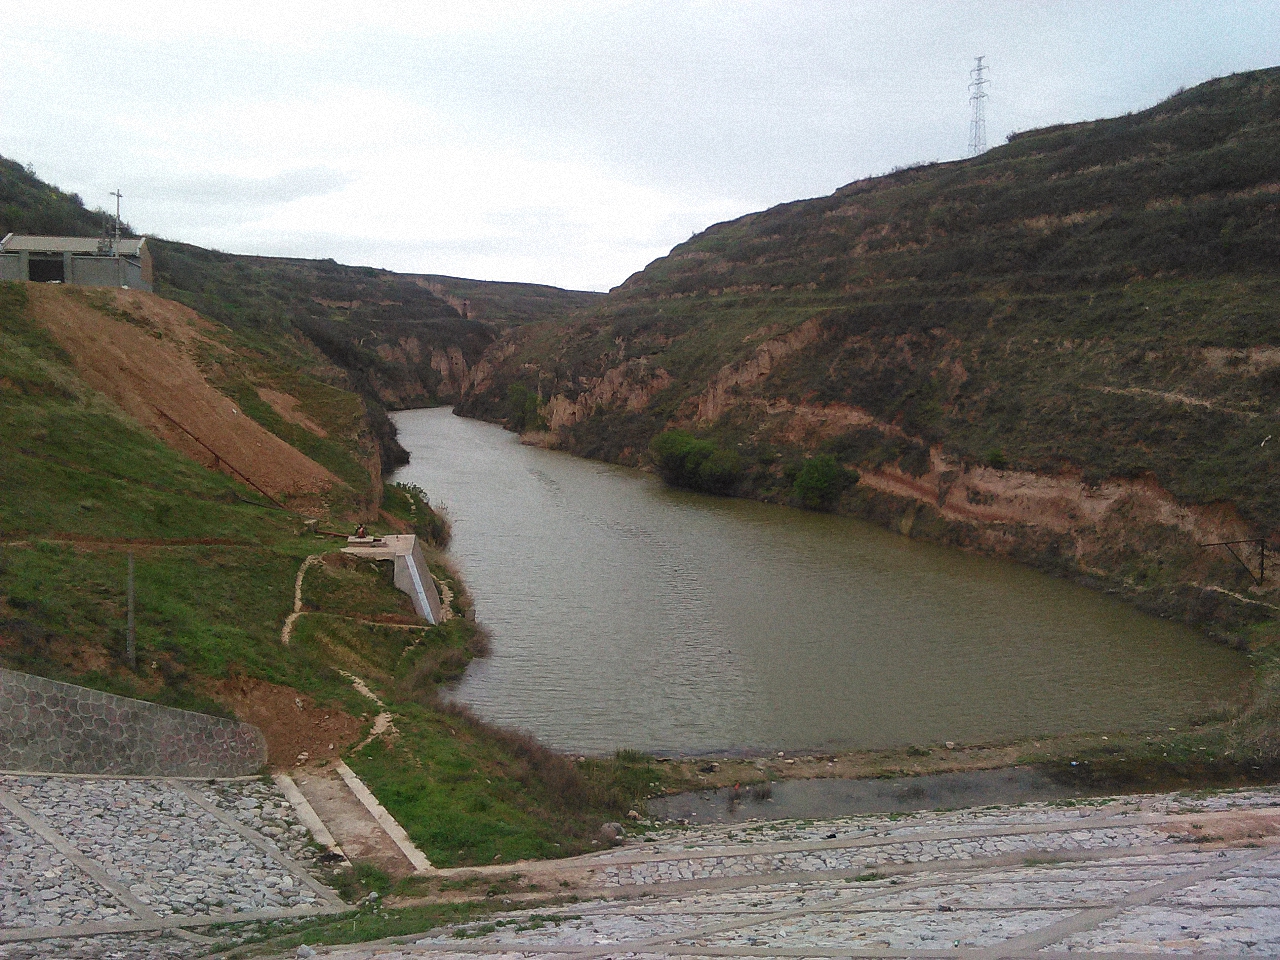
[0,668,266,777]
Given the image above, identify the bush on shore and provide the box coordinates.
[793,454,857,510]
[649,429,743,495]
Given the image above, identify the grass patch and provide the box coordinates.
[382,482,450,547]
[208,902,500,958]
[347,708,685,866]
[302,553,419,622]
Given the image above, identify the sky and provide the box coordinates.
[3,1,1278,292]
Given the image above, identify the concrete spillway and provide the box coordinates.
[341,534,443,624]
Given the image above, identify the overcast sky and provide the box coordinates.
[3,2,1278,291]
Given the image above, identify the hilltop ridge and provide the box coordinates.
[152,240,601,423]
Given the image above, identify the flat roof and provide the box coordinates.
[0,234,146,256]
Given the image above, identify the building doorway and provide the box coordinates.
[28,256,65,283]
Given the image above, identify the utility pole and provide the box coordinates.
[968,56,989,157]
[126,551,137,670]
[110,189,123,248]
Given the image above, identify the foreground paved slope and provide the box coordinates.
[319,787,1280,959]
[0,775,345,959]
[4,774,1280,958]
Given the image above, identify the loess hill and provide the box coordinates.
[151,241,601,441]
[0,154,601,470]
[460,67,1280,642]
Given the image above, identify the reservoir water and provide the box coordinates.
[392,407,1249,756]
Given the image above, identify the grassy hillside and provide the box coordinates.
[460,68,1280,642]
[151,241,483,464]
[0,157,133,238]
[151,241,601,450]
[0,281,673,869]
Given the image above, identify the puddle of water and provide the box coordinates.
[650,768,1098,824]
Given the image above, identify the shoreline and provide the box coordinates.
[651,726,1280,816]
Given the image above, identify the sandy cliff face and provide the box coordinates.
[465,341,515,397]
[541,360,674,430]
[692,318,825,423]
[430,346,469,398]
[858,452,1250,554]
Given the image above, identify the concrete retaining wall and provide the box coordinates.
[393,538,444,624]
[0,668,266,777]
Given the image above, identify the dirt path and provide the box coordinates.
[338,670,398,750]
[1093,383,1260,418]
[281,555,325,646]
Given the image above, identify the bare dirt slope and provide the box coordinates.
[214,674,365,768]
[28,284,341,505]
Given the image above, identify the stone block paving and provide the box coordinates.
[0,774,346,959]
[0,931,197,960]
[316,787,1280,959]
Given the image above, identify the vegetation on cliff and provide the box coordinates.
[0,157,134,239]
[649,429,743,495]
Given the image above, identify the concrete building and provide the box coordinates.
[0,234,153,291]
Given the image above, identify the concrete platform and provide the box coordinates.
[342,535,443,624]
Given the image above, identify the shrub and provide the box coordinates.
[384,482,450,547]
[899,443,932,477]
[649,429,743,495]
[506,384,545,432]
[793,454,857,510]
[696,448,744,494]
[825,428,882,465]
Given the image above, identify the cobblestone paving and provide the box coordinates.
[315,788,1280,959]
[0,668,265,777]
[0,774,345,959]
[0,931,199,959]
[7,777,1280,959]
[0,806,132,928]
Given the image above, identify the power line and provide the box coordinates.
[968,56,989,157]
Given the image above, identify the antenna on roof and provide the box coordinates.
[968,56,989,157]
[110,189,123,248]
